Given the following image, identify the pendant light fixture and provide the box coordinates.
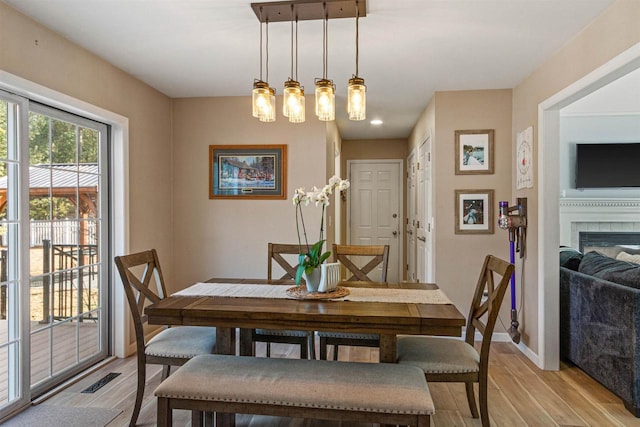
[250,1,366,124]
[252,10,275,122]
[283,7,305,123]
[315,2,335,122]
[347,0,366,121]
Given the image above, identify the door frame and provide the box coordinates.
[346,159,404,283]
[418,135,434,283]
[406,149,417,282]
[0,71,130,360]
[538,42,640,370]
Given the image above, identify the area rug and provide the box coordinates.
[3,404,122,427]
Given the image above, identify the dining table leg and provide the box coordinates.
[239,328,255,356]
[379,334,397,363]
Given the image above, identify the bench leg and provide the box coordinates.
[379,334,397,363]
[157,397,171,427]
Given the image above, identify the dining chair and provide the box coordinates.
[114,249,217,427]
[318,243,390,360]
[396,254,514,427]
[251,243,315,359]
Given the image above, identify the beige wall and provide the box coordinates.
[408,89,513,325]
[171,97,328,288]
[0,2,174,266]
[0,2,174,350]
[512,0,640,354]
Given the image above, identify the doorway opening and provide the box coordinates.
[538,42,640,370]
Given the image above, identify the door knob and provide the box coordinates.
[392,231,398,236]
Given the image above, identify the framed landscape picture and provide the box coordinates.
[455,129,495,175]
[209,144,287,199]
[455,189,494,234]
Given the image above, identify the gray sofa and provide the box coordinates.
[560,250,640,417]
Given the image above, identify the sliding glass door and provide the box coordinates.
[0,91,110,417]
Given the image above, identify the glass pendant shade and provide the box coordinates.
[347,76,366,121]
[283,80,305,123]
[315,79,335,122]
[252,80,271,119]
[259,86,276,122]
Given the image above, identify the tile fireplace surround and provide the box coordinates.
[560,198,640,250]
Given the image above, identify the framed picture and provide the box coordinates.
[209,144,287,199]
[455,189,494,234]
[455,129,495,175]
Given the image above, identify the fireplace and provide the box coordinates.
[579,231,640,257]
[559,198,640,252]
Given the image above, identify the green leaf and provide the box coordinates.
[319,251,331,264]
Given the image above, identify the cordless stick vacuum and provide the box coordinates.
[498,198,527,344]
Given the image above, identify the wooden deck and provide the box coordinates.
[12,341,640,427]
[0,319,99,405]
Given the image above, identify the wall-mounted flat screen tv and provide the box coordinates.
[576,142,640,188]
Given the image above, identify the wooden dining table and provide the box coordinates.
[145,278,466,363]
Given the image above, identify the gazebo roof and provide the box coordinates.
[0,164,99,215]
[0,164,99,189]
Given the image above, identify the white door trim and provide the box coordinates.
[537,42,640,370]
[346,159,404,282]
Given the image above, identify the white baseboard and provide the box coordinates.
[468,329,542,368]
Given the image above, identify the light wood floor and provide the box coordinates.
[33,341,640,427]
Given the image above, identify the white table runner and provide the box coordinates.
[173,282,453,305]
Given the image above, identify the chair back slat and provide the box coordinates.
[464,255,514,363]
[332,244,390,282]
[268,243,303,280]
[115,249,169,351]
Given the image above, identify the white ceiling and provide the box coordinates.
[3,0,616,139]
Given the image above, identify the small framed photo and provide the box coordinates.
[209,144,287,199]
[455,129,494,175]
[455,189,494,234]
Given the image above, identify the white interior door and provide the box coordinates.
[417,137,432,282]
[406,150,417,282]
[348,160,402,283]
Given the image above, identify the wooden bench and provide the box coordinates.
[154,354,434,427]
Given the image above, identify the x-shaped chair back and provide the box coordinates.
[464,255,515,367]
[268,243,303,280]
[332,244,390,282]
[115,249,168,345]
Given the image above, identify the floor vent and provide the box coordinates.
[81,372,121,393]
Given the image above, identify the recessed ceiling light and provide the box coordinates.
[370,119,383,125]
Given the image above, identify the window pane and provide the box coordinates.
[30,276,51,326]
[29,113,50,165]
[0,100,6,162]
[79,127,98,165]
[29,166,52,222]
[0,346,8,404]
[78,311,100,361]
[52,321,77,375]
[30,329,51,386]
[78,265,99,314]
[51,120,76,165]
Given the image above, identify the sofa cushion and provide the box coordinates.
[616,251,640,264]
[560,247,583,271]
[579,251,640,289]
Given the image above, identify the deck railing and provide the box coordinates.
[42,240,99,322]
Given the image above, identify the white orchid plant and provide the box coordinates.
[293,175,350,285]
